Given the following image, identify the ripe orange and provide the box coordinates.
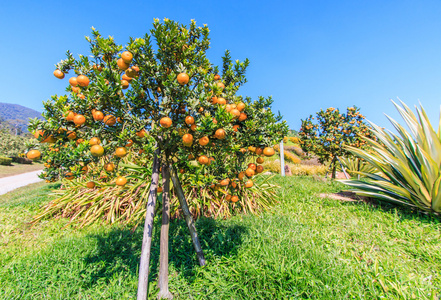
[182,134,193,146]
[132,65,140,73]
[233,125,240,132]
[126,68,138,78]
[185,116,195,125]
[76,138,84,146]
[104,162,115,172]
[73,114,86,126]
[216,82,225,89]
[238,113,247,122]
[212,96,218,104]
[255,148,263,156]
[115,147,128,158]
[248,163,257,171]
[122,73,132,82]
[177,73,190,85]
[69,77,78,86]
[115,176,127,186]
[103,115,116,126]
[199,136,209,146]
[231,109,240,118]
[256,165,264,173]
[78,93,86,100]
[66,111,76,121]
[126,139,134,147]
[77,75,90,87]
[71,86,81,94]
[198,107,204,113]
[86,181,96,189]
[91,145,104,157]
[226,194,232,201]
[53,69,65,79]
[245,168,255,178]
[220,179,230,186]
[157,186,163,193]
[198,155,209,165]
[231,195,239,202]
[256,157,264,164]
[121,80,129,89]
[26,149,41,160]
[238,172,245,181]
[263,147,275,157]
[237,102,245,111]
[89,137,100,145]
[160,117,172,128]
[245,180,254,188]
[215,128,226,139]
[136,129,147,137]
[65,172,75,180]
[190,124,197,131]
[217,97,226,105]
[93,111,104,121]
[81,165,88,174]
[121,51,133,64]
[117,58,129,70]
[67,131,77,140]
[188,154,195,160]
[214,74,221,81]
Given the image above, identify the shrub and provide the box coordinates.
[341,101,441,213]
[290,164,327,176]
[0,130,32,157]
[289,136,300,144]
[0,156,12,165]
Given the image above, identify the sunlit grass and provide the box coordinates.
[0,176,440,299]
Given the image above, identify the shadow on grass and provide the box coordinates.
[81,217,247,288]
[333,190,441,224]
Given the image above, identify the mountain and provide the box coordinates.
[0,102,43,135]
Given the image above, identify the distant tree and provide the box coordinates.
[299,106,374,178]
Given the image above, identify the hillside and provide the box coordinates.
[0,102,43,135]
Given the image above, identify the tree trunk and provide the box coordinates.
[170,166,206,266]
[157,164,173,299]
[137,150,160,300]
[332,161,337,179]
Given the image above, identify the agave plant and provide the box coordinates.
[340,100,441,213]
[338,157,378,178]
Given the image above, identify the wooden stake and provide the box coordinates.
[157,164,173,299]
[170,166,206,266]
[137,150,160,300]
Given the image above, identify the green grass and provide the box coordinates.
[0,162,44,178]
[0,176,440,299]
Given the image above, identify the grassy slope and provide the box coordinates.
[0,177,440,299]
[0,163,44,178]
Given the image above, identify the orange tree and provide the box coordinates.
[28,19,287,299]
[298,106,372,178]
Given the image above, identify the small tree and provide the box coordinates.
[299,106,372,178]
[28,19,287,299]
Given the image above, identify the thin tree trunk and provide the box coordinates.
[170,166,206,266]
[137,150,161,300]
[157,164,173,299]
[331,156,337,179]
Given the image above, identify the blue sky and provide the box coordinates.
[1,0,440,131]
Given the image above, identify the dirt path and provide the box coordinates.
[0,170,43,196]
